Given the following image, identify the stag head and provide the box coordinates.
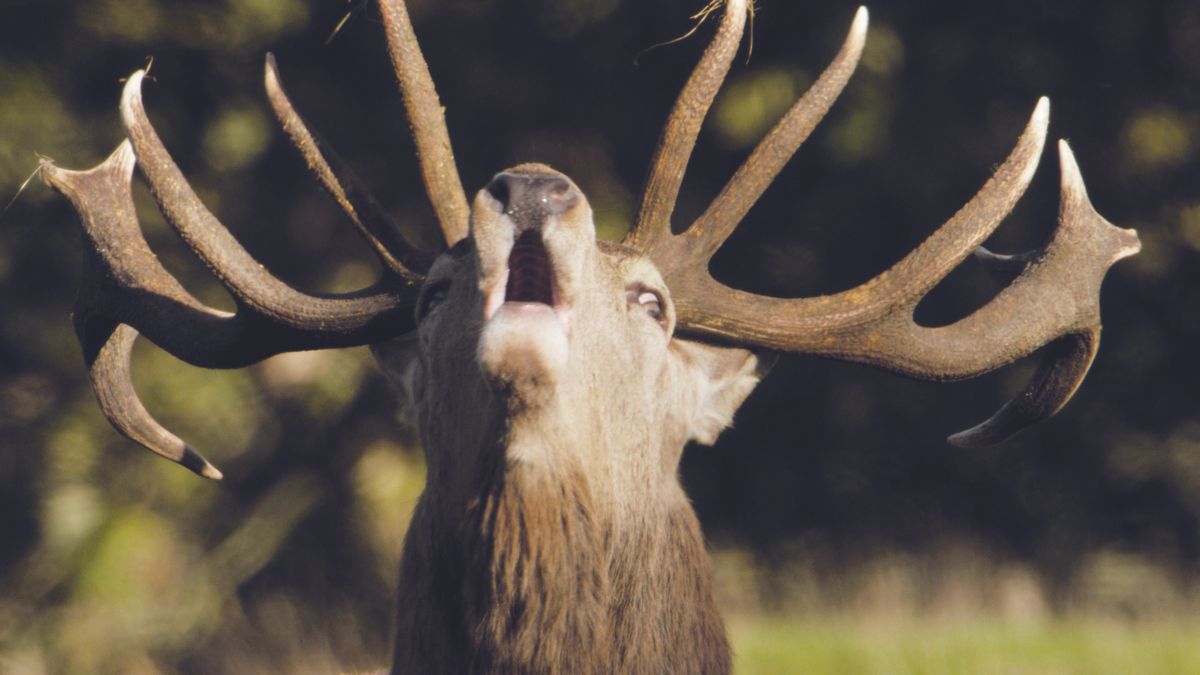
[372,158,766,497]
[40,0,1138,672]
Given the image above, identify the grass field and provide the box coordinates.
[729,615,1200,675]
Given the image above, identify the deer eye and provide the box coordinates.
[627,288,665,327]
[418,282,450,320]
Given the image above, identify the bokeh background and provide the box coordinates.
[1,0,1197,672]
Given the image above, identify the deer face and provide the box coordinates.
[373,164,766,497]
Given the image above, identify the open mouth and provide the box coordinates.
[505,230,554,305]
[483,230,570,330]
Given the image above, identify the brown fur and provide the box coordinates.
[376,167,762,674]
[390,459,730,675]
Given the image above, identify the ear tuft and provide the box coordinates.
[674,340,774,445]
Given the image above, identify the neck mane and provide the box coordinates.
[390,431,730,675]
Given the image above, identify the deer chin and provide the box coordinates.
[478,302,569,400]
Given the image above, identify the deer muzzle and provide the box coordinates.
[473,165,594,391]
[475,165,588,332]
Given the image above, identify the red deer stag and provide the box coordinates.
[41,0,1139,672]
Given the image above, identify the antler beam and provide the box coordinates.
[629,3,1139,444]
[41,64,435,476]
[42,0,471,478]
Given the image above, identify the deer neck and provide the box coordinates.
[396,413,610,672]
[396,307,733,672]
[467,448,611,672]
[395,403,729,674]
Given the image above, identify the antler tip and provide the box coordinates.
[264,52,281,83]
[37,156,62,187]
[119,69,149,127]
[945,426,999,448]
[1031,96,1051,137]
[181,445,224,480]
[1056,138,1086,199]
[1010,97,1051,188]
[264,53,285,100]
[1119,228,1143,260]
[113,138,136,165]
[1056,139,1141,259]
[852,6,870,37]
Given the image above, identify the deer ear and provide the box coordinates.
[370,334,424,428]
[672,340,775,446]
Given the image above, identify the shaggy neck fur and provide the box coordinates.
[390,419,730,675]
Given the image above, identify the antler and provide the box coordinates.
[378,0,470,246]
[629,3,1140,444]
[41,0,464,477]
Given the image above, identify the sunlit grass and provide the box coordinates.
[729,615,1200,675]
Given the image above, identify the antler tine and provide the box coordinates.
[42,71,431,476]
[378,0,469,247]
[947,140,1140,445]
[625,0,750,253]
[947,329,1100,448]
[42,143,232,477]
[659,97,1139,442]
[88,323,224,479]
[264,53,432,280]
[122,69,415,334]
[41,142,241,367]
[665,97,1051,350]
[684,7,868,265]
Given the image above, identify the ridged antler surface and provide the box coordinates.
[625,4,1139,444]
[41,0,1138,478]
[39,0,472,476]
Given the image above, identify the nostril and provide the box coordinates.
[542,176,578,215]
[484,171,578,221]
[485,175,512,211]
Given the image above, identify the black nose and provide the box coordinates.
[485,170,578,229]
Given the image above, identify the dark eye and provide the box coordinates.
[627,288,665,327]
[418,282,450,319]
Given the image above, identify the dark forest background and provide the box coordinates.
[1,0,1197,672]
